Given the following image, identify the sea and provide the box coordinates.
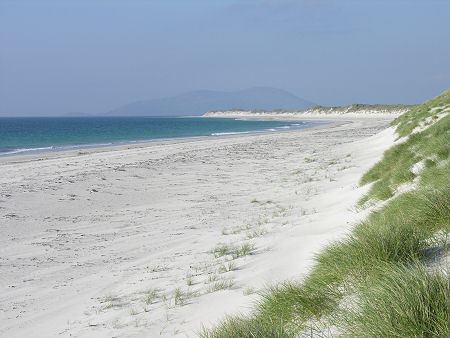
[0,116,319,156]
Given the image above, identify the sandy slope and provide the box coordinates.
[0,118,395,337]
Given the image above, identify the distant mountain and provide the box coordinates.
[107,87,314,116]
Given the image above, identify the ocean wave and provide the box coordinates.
[58,143,113,150]
[211,131,253,136]
[0,142,117,156]
[0,146,55,156]
[211,123,307,136]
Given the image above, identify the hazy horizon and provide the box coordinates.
[1,0,450,116]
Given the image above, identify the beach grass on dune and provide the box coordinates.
[201,89,450,337]
[359,113,449,205]
[211,242,255,259]
[201,263,449,337]
[202,183,450,336]
[199,315,293,338]
[393,89,450,137]
[344,263,450,337]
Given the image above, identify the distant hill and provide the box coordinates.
[107,87,314,116]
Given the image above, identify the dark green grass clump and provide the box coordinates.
[345,263,450,337]
[200,315,293,338]
[256,278,341,328]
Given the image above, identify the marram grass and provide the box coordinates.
[344,263,449,337]
[359,113,449,205]
[199,315,294,338]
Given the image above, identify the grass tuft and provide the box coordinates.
[211,242,255,259]
[143,288,160,305]
[199,315,293,338]
[207,278,235,293]
[344,263,449,337]
[218,261,237,273]
[173,288,198,306]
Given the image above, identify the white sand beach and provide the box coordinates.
[0,117,396,337]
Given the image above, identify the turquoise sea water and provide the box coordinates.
[0,117,318,156]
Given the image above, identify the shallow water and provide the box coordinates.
[0,116,317,155]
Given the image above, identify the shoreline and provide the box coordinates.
[0,118,339,164]
[0,116,396,337]
[0,112,399,162]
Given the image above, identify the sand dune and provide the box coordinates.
[0,117,395,337]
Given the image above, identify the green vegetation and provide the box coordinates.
[211,242,255,259]
[345,263,449,337]
[394,89,450,137]
[207,278,235,293]
[201,90,449,337]
[359,89,450,204]
[173,288,198,306]
[186,273,194,286]
[243,286,256,296]
[212,244,233,258]
[143,288,160,305]
[245,228,267,239]
[218,261,237,273]
[201,316,293,338]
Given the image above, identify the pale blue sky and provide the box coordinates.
[1,0,449,115]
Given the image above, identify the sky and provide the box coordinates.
[1,0,450,115]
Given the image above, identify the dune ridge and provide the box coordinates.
[204,104,412,119]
